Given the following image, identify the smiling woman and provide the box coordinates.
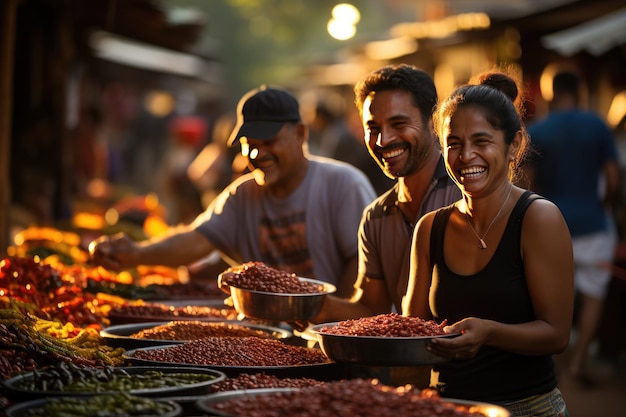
[404,69,574,417]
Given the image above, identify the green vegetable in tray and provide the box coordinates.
[21,392,176,417]
[18,362,217,392]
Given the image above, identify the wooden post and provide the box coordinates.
[0,0,18,257]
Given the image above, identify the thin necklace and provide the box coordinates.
[465,185,513,250]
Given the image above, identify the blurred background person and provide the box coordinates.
[161,114,208,225]
[187,112,246,210]
[185,112,247,279]
[525,70,621,386]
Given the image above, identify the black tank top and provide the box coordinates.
[429,190,557,403]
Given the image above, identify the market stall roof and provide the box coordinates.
[89,30,220,82]
[541,7,626,56]
[68,0,207,53]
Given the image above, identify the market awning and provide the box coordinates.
[90,31,221,82]
[541,7,626,56]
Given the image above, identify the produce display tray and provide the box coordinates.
[194,388,511,417]
[5,395,183,417]
[100,320,292,350]
[2,366,226,403]
[123,345,346,380]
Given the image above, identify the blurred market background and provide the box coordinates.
[1,0,626,415]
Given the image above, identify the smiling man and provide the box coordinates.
[314,64,461,322]
[89,85,376,297]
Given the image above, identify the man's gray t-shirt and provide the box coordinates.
[358,156,461,310]
[192,157,376,284]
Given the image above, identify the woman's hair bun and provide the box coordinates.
[475,72,518,103]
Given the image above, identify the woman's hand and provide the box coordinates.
[427,317,489,360]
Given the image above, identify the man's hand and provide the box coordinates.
[88,233,139,271]
[217,271,233,295]
[287,320,310,332]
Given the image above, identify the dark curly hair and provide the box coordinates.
[354,64,437,125]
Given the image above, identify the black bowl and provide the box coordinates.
[2,366,225,402]
[5,394,183,417]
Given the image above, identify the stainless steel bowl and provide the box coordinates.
[226,277,336,322]
[195,387,511,417]
[100,320,293,349]
[311,322,459,366]
[122,344,343,379]
[195,388,295,416]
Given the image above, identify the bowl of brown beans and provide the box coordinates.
[218,262,336,322]
[122,336,339,379]
[100,320,293,349]
[310,313,460,366]
[195,378,510,417]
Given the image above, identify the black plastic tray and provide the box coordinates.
[5,395,183,417]
[2,366,225,402]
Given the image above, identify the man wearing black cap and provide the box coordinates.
[89,85,376,297]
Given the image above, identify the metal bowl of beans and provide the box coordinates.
[100,320,293,349]
[122,336,343,379]
[225,277,336,322]
[194,379,511,417]
[107,300,238,325]
[310,317,460,366]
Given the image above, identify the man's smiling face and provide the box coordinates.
[362,89,436,179]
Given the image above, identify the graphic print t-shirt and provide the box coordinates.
[191,157,376,284]
[258,210,312,276]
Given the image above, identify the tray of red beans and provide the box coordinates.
[218,262,336,322]
[100,320,292,349]
[310,313,460,366]
[106,300,239,325]
[122,336,344,379]
[194,378,510,417]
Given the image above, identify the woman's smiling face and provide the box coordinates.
[443,105,511,196]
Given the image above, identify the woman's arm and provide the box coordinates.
[402,212,436,320]
[428,199,574,358]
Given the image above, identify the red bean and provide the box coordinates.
[209,373,324,392]
[319,313,447,337]
[129,321,273,340]
[222,262,323,294]
[131,337,330,366]
[109,304,238,320]
[211,378,488,417]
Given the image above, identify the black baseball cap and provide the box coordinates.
[227,85,302,147]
